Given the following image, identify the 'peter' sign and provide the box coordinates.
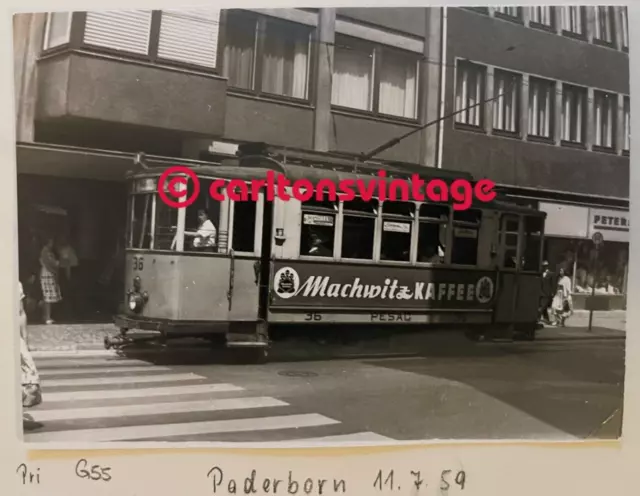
[588,208,630,243]
[270,261,496,310]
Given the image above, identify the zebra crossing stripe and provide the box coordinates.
[42,373,204,387]
[39,365,171,376]
[25,413,341,443]
[35,358,149,368]
[28,397,288,422]
[43,383,244,402]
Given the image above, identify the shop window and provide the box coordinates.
[522,216,543,271]
[183,178,221,253]
[451,209,481,266]
[380,201,414,262]
[417,204,448,263]
[493,70,521,135]
[300,197,337,257]
[501,215,519,269]
[571,241,628,295]
[454,61,486,128]
[231,198,257,253]
[528,77,554,139]
[341,198,377,260]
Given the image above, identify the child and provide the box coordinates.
[551,284,571,327]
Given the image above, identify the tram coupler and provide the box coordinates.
[104,332,165,350]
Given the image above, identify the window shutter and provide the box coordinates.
[84,10,152,54]
[158,9,220,69]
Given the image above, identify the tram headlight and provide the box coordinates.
[127,291,148,313]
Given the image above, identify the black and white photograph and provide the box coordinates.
[14,4,628,444]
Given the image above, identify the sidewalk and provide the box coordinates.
[25,310,626,352]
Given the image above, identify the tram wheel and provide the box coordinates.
[231,347,269,365]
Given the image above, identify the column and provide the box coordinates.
[554,80,563,145]
[419,6,443,167]
[312,8,336,152]
[520,74,529,141]
[14,13,46,143]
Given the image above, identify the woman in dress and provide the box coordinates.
[39,236,62,324]
[552,268,573,326]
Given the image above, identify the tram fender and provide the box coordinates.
[226,320,269,348]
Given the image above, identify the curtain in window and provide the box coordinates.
[223,15,256,90]
[594,93,614,148]
[528,80,551,138]
[262,23,309,99]
[379,52,418,119]
[493,73,517,132]
[561,7,582,33]
[331,43,373,111]
[562,89,583,142]
[623,99,630,150]
[455,65,482,126]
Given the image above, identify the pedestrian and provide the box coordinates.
[19,281,42,409]
[539,261,556,324]
[57,232,78,319]
[39,235,62,324]
[552,268,573,326]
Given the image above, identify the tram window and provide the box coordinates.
[501,216,520,269]
[184,178,221,252]
[154,200,178,250]
[341,198,377,260]
[381,201,414,262]
[300,196,337,257]
[522,216,543,271]
[417,204,448,263]
[130,194,153,249]
[232,200,257,252]
[451,209,481,266]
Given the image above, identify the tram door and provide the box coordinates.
[494,214,521,323]
[257,199,274,321]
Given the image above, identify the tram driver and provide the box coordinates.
[185,209,217,251]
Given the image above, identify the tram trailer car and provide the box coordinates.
[108,143,546,362]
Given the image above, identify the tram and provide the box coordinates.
[107,142,546,362]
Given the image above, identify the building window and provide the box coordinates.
[593,91,616,150]
[84,10,153,55]
[561,84,586,144]
[454,61,485,128]
[529,7,553,27]
[623,97,630,152]
[223,11,311,100]
[494,7,522,21]
[378,48,419,119]
[157,9,221,69]
[528,77,554,139]
[332,36,420,120]
[492,70,520,135]
[620,7,629,49]
[560,6,585,36]
[43,12,72,50]
[593,6,615,44]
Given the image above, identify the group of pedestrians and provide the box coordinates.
[539,261,574,327]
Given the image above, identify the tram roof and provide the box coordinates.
[127,142,544,216]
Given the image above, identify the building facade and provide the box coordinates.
[444,6,630,308]
[13,6,630,321]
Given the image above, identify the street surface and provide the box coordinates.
[23,335,624,443]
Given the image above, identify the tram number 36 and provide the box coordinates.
[305,312,322,321]
[132,257,144,271]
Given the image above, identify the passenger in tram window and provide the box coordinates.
[185,209,217,251]
[305,231,332,257]
[417,223,445,263]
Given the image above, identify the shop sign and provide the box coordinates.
[303,214,334,226]
[271,262,496,310]
[588,208,630,243]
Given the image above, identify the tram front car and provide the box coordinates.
[108,166,270,362]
